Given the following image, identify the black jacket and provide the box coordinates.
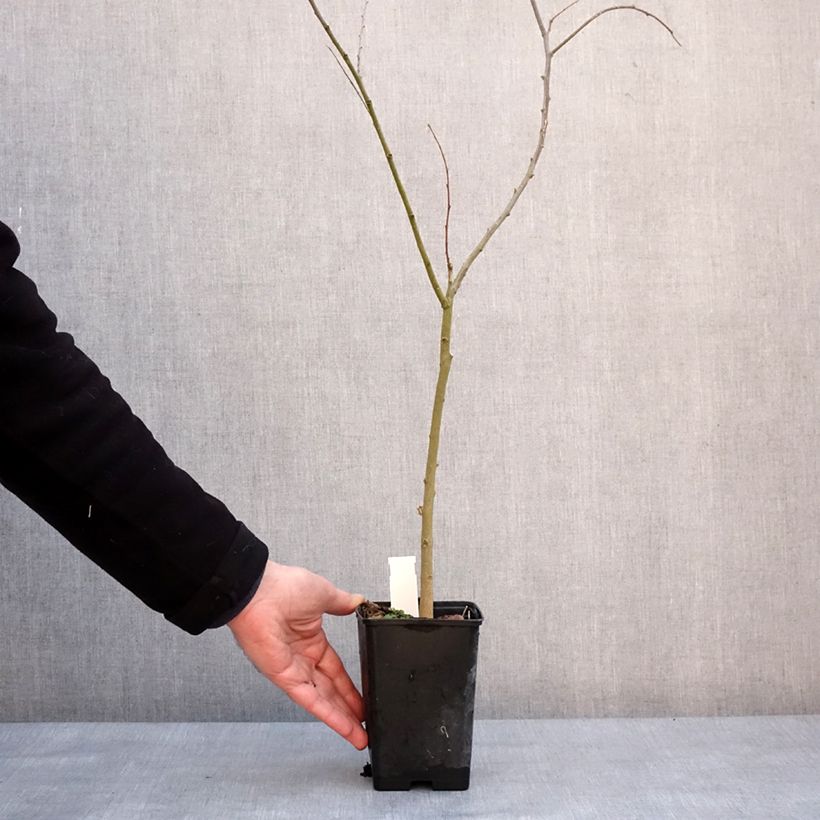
[0,220,268,634]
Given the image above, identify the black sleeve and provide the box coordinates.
[0,220,268,634]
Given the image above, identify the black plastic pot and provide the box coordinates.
[356,600,483,791]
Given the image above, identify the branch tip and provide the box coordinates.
[549,0,583,29]
[356,0,370,75]
[551,5,681,56]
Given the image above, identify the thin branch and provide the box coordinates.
[307,0,446,307]
[326,46,366,109]
[549,0,583,29]
[356,0,369,75]
[451,0,552,296]
[427,124,453,289]
[531,0,548,37]
[551,5,682,55]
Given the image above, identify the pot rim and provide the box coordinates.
[356,600,483,625]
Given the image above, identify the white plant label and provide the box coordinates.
[388,555,419,617]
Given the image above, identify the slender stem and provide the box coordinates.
[326,47,366,108]
[550,0,583,26]
[427,123,454,288]
[356,0,369,75]
[419,301,454,618]
[551,5,682,55]
[451,0,552,296]
[306,0,447,307]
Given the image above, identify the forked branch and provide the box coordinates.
[450,1,679,294]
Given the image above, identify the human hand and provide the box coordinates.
[227,560,367,749]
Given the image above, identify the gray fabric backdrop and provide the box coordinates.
[1,0,818,721]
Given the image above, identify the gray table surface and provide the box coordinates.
[1,717,818,819]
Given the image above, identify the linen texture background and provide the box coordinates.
[1,0,818,721]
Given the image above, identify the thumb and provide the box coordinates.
[325,586,365,616]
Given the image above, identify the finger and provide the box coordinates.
[314,666,364,732]
[275,660,365,746]
[324,586,365,617]
[317,642,365,722]
[285,677,368,750]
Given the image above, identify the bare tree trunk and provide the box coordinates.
[306,1,680,616]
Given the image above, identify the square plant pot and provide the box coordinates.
[356,601,483,790]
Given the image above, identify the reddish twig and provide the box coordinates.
[427,124,454,289]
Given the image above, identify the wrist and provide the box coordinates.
[227,559,283,631]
